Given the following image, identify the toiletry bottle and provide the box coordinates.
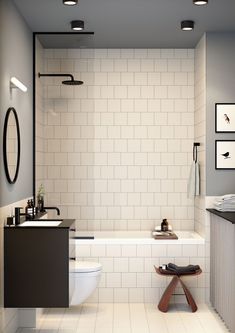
[37,195,44,213]
[25,200,31,217]
[31,199,35,219]
[161,218,168,232]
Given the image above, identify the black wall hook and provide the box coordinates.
[193,142,200,162]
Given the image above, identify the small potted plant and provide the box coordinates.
[37,184,45,212]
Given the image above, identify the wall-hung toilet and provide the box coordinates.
[70,261,102,305]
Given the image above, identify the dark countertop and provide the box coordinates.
[4,219,75,229]
[207,208,235,224]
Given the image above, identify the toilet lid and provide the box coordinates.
[71,261,102,273]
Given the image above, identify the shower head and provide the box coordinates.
[38,73,83,85]
[62,78,83,85]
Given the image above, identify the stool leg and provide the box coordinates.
[158,276,179,312]
[179,278,198,312]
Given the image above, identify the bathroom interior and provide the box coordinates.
[1,0,235,332]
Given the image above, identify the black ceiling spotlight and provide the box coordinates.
[181,20,194,31]
[63,0,78,5]
[71,20,84,31]
[193,0,208,5]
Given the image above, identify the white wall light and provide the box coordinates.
[193,0,208,5]
[63,0,78,5]
[10,77,27,92]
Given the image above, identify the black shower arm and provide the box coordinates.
[38,73,74,80]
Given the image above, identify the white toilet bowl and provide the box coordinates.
[70,261,102,305]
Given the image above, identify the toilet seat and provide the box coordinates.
[71,261,102,273]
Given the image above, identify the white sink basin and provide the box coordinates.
[19,221,62,227]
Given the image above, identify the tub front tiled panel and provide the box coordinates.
[76,243,206,303]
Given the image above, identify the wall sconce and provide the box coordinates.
[193,0,208,5]
[63,0,78,5]
[10,77,27,92]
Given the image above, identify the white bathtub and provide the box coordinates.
[75,230,206,303]
[75,230,204,245]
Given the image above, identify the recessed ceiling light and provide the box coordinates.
[193,0,208,5]
[63,0,78,5]
[181,20,194,31]
[71,20,84,31]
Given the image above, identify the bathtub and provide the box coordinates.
[75,230,204,245]
[74,230,206,303]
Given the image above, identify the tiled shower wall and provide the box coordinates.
[194,36,206,238]
[40,48,195,231]
[36,39,46,192]
[194,35,210,302]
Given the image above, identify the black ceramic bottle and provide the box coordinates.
[161,218,168,232]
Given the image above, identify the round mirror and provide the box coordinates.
[3,107,21,184]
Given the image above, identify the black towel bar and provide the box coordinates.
[193,142,200,162]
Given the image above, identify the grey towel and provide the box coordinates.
[167,263,200,274]
[187,161,200,198]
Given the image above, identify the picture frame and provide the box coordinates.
[215,140,235,170]
[215,103,235,133]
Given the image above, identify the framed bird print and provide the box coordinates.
[215,103,235,133]
[215,140,235,169]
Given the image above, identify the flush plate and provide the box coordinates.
[19,221,62,227]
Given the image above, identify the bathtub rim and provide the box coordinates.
[74,230,205,245]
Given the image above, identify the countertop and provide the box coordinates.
[4,219,75,229]
[207,208,235,224]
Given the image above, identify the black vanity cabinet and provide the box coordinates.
[4,219,75,308]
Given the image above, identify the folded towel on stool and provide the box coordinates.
[167,263,200,274]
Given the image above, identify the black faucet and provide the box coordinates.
[43,206,60,216]
[14,207,30,225]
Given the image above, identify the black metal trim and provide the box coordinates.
[33,33,36,202]
[34,31,94,35]
[3,107,21,184]
[193,142,200,162]
[38,73,74,80]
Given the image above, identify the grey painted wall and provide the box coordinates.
[0,0,33,207]
[206,32,235,195]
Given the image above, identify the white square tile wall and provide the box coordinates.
[194,36,209,302]
[35,39,46,193]
[194,36,206,238]
[39,48,195,231]
[77,242,206,303]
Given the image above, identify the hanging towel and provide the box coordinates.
[187,161,200,198]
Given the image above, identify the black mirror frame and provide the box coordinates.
[3,107,21,184]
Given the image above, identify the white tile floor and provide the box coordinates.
[17,303,229,333]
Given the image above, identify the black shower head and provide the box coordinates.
[38,73,84,85]
[62,78,83,85]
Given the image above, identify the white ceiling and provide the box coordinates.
[14,0,235,48]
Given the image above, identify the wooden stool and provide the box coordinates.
[154,266,202,313]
